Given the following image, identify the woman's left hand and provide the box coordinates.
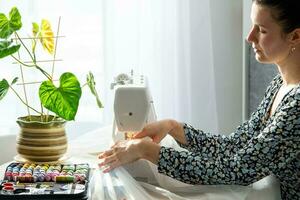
[98,139,143,173]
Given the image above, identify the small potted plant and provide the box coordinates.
[0,7,103,162]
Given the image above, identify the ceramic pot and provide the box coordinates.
[16,115,67,162]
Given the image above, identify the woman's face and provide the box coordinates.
[247,3,291,64]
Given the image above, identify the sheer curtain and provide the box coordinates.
[101,0,243,133]
[101,0,219,132]
[0,0,243,136]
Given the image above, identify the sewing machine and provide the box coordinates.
[111,72,157,142]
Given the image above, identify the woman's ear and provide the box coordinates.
[288,28,300,45]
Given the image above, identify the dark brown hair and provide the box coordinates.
[253,0,300,33]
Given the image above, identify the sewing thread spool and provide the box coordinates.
[5,171,12,181]
[16,176,35,183]
[3,182,13,187]
[3,186,14,194]
[55,175,74,183]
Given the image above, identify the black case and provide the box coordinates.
[0,162,90,200]
[0,191,89,200]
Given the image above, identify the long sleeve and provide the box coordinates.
[178,121,254,156]
[157,86,300,186]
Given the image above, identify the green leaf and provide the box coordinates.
[9,7,22,31]
[0,7,22,39]
[39,19,54,54]
[39,72,82,120]
[0,40,20,58]
[0,14,9,38]
[32,22,39,52]
[0,79,9,101]
[11,77,18,85]
[87,71,103,108]
[32,22,39,36]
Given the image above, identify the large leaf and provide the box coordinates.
[9,7,22,31]
[39,72,82,120]
[0,79,9,101]
[39,19,54,54]
[0,40,20,58]
[87,72,103,108]
[0,7,22,39]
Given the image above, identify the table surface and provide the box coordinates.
[0,125,282,200]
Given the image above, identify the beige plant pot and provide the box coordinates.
[16,115,67,162]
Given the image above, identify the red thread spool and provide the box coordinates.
[3,182,13,187]
[3,186,14,192]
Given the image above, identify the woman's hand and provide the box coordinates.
[98,139,142,173]
[133,119,187,145]
[98,139,160,173]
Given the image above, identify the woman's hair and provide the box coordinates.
[253,0,300,33]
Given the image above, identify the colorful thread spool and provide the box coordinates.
[55,175,74,183]
[16,176,34,183]
[2,186,14,194]
[4,163,88,184]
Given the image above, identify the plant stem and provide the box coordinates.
[11,55,35,67]
[35,65,52,81]
[15,32,35,62]
[81,82,88,88]
[11,55,52,81]
[33,48,36,62]
[40,103,44,121]
[9,85,43,115]
[32,38,37,63]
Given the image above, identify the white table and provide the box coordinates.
[0,125,282,200]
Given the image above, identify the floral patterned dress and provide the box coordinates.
[157,75,300,200]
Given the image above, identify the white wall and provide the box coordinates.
[209,0,243,134]
[243,0,252,120]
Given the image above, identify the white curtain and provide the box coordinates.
[101,0,221,133]
[101,0,243,134]
[0,0,243,136]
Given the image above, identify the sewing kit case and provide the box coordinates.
[0,162,90,200]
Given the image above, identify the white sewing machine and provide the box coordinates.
[111,72,157,142]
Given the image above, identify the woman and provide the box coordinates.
[99,0,300,199]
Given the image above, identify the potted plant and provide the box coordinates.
[0,7,103,162]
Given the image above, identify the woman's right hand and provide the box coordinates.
[133,119,186,144]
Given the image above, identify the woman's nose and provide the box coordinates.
[246,26,256,44]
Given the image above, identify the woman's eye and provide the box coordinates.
[259,29,267,33]
[258,27,267,33]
